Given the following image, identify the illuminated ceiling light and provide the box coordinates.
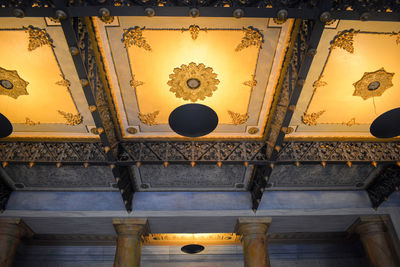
[370,108,400,138]
[181,244,205,254]
[0,113,12,138]
[169,104,218,137]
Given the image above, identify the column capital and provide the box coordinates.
[0,218,33,239]
[235,217,272,236]
[113,218,149,237]
[348,216,387,236]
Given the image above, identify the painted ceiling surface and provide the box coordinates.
[0,18,95,138]
[288,20,400,139]
[94,17,293,139]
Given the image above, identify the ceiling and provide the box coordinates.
[94,17,293,139]
[287,20,400,139]
[0,18,96,139]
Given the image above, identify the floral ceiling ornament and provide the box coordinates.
[24,25,53,51]
[130,75,144,89]
[243,75,257,88]
[342,118,357,127]
[353,68,394,100]
[122,27,152,51]
[25,117,40,126]
[55,74,71,88]
[139,110,159,126]
[330,29,359,53]
[188,25,201,40]
[312,77,327,89]
[228,110,248,125]
[0,67,29,99]
[167,62,220,102]
[302,110,325,126]
[235,27,263,52]
[57,110,83,126]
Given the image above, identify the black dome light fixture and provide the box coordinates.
[370,108,400,138]
[181,244,205,254]
[169,103,218,137]
[0,113,12,138]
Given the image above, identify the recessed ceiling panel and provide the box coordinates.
[0,18,96,139]
[94,17,293,139]
[288,20,400,139]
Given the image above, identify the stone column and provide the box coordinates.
[352,216,398,267]
[113,218,149,267]
[235,217,272,267]
[0,218,33,267]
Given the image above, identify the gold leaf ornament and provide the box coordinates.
[139,110,159,126]
[228,110,248,125]
[57,110,83,126]
[330,29,359,54]
[24,25,53,51]
[235,27,263,52]
[0,67,29,99]
[302,110,325,126]
[122,27,152,51]
[168,62,220,102]
[353,68,394,100]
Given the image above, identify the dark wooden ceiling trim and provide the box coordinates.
[367,165,400,209]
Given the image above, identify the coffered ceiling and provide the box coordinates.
[0,18,95,139]
[94,17,293,139]
[287,20,400,140]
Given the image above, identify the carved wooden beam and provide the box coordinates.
[367,165,400,209]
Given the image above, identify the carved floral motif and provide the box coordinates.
[24,25,53,51]
[0,67,29,99]
[243,75,257,88]
[330,29,359,53]
[139,110,159,126]
[25,117,40,126]
[235,27,263,52]
[130,75,144,88]
[188,25,200,40]
[353,68,394,100]
[122,27,152,51]
[228,110,248,125]
[57,110,83,126]
[167,62,219,102]
[55,75,71,88]
[302,110,325,126]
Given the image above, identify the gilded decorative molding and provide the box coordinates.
[130,75,144,88]
[0,67,29,99]
[353,68,394,100]
[342,118,357,127]
[100,16,114,24]
[57,110,83,126]
[243,75,257,88]
[24,25,53,51]
[330,29,359,53]
[139,110,159,126]
[145,233,240,245]
[312,78,327,89]
[167,62,219,102]
[55,75,71,88]
[228,110,249,125]
[235,27,263,52]
[188,25,200,40]
[302,110,325,126]
[25,117,40,126]
[122,27,152,51]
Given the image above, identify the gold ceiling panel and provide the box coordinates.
[0,18,95,139]
[95,17,293,139]
[145,233,240,246]
[287,20,400,139]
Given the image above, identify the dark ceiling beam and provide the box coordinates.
[0,1,399,21]
[367,165,400,209]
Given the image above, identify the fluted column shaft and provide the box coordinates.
[235,217,272,267]
[113,218,149,267]
[0,218,33,267]
[354,218,397,267]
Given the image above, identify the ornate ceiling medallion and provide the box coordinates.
[24,25,53,51]
[330,29,359,54]
[167,62,219,102]
[353,68,394,100]
[228,110,248,125]
[57,110,83,126]
[0,67,29,99]
[122,27,152,51]
[235,27,263,52]
[139,110,159,126]
[302,110,325,126]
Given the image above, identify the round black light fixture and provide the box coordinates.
[181,244,205,254]
[370,107,400,138]
[368,81,380,91]
[0,113,12,138]
[169,104,218,137]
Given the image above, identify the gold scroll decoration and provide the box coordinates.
[0,67,29,99]
[139,110,159,126]
[57,110,83,126]
[122,27,152,51]
[302,110,325,126]
[24,25,53,51]
[353,68,394,100]
[228,110,248,125]
[235,27,263,52]
[330,29,359,54]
